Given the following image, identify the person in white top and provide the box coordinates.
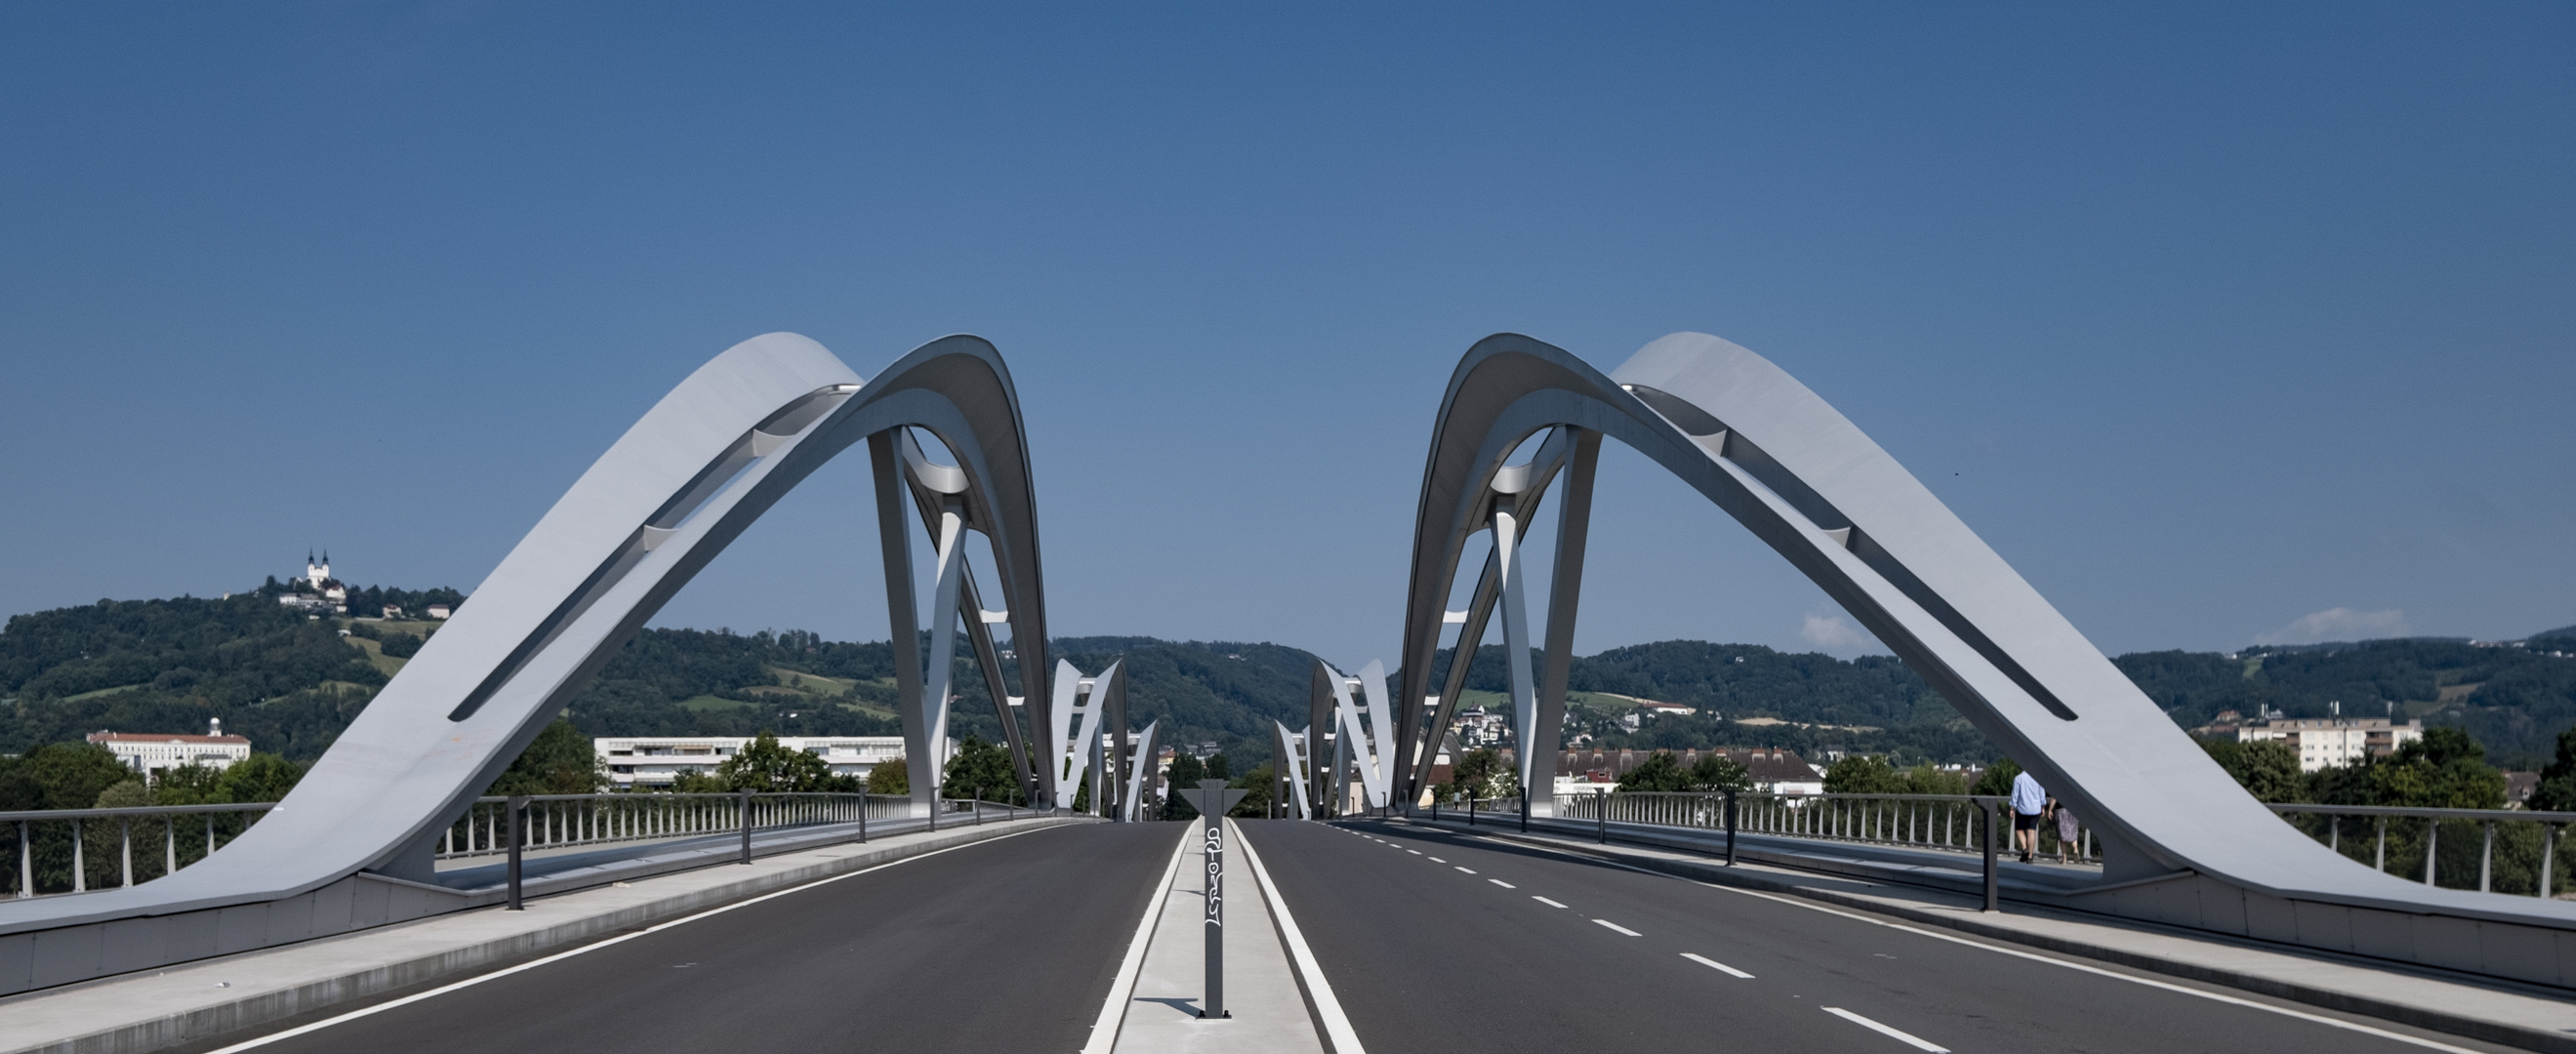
[2008,769,2047,864]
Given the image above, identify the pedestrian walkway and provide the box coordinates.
[1111,821,1327,1054]
[0,815,1083,1054]
[1405,815,2576,1054]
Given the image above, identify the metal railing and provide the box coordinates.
[1554,790,2071,859]
[2268,803,2576,898]
[437,791,920,859]
[3,802,282,898]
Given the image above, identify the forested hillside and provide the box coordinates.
[4,589,2571,770]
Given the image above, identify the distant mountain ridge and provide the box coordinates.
[4,591,2571,768]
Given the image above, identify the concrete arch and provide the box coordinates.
[2,332,1056,938]
[1393,331,2576,945]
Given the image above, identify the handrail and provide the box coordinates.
[2268,802,2576,823]
[0,802,281,822]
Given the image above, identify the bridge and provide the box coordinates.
[1,332,2568,1054]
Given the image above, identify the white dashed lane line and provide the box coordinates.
[1453,867,1476,874]
[1593,919,1642,937]
[1489,879,1515,889]
[1682,953,1753,979]
[1533,896,1568,909]
[1427,857,1446,863]
[1822,1007,1948,1052]
[1408,850,1422,855]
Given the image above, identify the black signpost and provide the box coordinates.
[1174,779,1247,1019]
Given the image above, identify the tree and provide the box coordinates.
[1452,748,1510,798]
[705,731,847,792]
[0,743,133,810]
[2530,726,2576,813]
[1822,754,1899,794]
[942,736,1021,803]
[1229,765,1273,817]
[1615,750,1688,792]
[2198,739,2305,803]
[487,718,609,795]
[218,753,305,802]
[1970,757,2022,797]
[1164,752,1206,821]
[867,756,909,795]
[1688,753,1754,792]
[152,763,230,805]
[2312,727,2506,809]
[1205,753,1231,782]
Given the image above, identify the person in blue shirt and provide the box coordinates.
[2009,769,2047,864]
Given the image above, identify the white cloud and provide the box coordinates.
[1800,612,1877,655]
[2254,607,2411,646]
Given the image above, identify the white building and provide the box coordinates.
[2234,717,2424,772]
[89,720,252,775]
[595,736,918,789]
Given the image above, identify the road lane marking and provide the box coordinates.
[1238,824,1370,1054]
[1453,867,1477,874]
[1407,849,1422,855]
[1428,857,1446,863]
[201,824,1066,1053]
[1489,879,1516,889]
[1822,1007,1948,1052]
[1082,827,1194,1054]
[1503,842,2492,1054]
[1682,953,1754,979]
[1593,919,1642,936]
[1533,896,1568,908]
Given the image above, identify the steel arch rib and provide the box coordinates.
[0,332,1051,933]
[1395,331,2576,925]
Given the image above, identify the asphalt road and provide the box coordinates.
[191,823,1179,1054]
[1245,818,2507,1054]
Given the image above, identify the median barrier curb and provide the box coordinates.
[0,815,1095,1054]
[1393,816,2576,1054]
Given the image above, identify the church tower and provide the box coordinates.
[307,549,330,589]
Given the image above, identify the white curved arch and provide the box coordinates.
[1,333,1058,940]
[1394,332,2576,947]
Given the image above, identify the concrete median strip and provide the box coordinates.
[1110,822,1328,1054]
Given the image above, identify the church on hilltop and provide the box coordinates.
[279,549,348,615]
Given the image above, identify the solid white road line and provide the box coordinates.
[1488,879,1516,889]
[1238,825,1369,1054]
[1489,840,2493,1054]
[1533,896,1568,908]
[1822,1007,1949,1052]
[1081,825,1193,1054]
[1593,919,1642,937]
[204,825,1064,1054]
[1681,953,1754,979]
[1453,867,1476,874]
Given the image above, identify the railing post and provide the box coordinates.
[1520,790,1529,833]
[2545,819,2565,896]
[17,821,29,898]
[1469,796,1477,827]
[1981,800,1998,912]
[858,795,870,843]
[119,818,133,888]
[71,819,85,893]
[506,795,526,911]
[1725,790,1738,867]
[2375,816,2387,872]
[2479,820,2495,893]
[1597,790,1608,844]
[974,795,984,827]
[739,790,754,865]
[2424,819,2438,886]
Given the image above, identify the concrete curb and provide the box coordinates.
[4,817,1089,1054]
[1396,817,2576,1054]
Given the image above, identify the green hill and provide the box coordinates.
[5,589,2571,770]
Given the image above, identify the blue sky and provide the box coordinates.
[2,3,2568,668]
